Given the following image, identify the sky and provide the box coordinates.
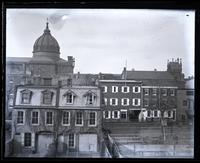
[6,9,195,77]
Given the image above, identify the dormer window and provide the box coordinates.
[63,90,76,105]
[42,90,54,104]
[20,89,32,104]
[84,91,96,105]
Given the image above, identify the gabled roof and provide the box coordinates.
[83,90,97,97]
[63,90,77,97]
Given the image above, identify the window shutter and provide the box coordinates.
[110,99,112,105]
[138,99,141,106]
[31,133,35,147]
[127,87,130,92]
[127,99,129,105]
[158,110,161,117]
[121,99,124,105]
[164,111,167,118]
[21,133,24,146]
[116,99,118,105]
[105,86,107,93]
[138,87,141,93]
[112,86,114,93]
[133,99,135,106]
[133,87,135,93]
[112,111,114,119]
[103,111,105,118]
[117,111,120,119]
[108,111,111,119]
[104,98,107,105]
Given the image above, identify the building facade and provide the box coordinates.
[12,83,103,156]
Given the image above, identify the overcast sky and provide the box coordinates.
[6,9,194,77]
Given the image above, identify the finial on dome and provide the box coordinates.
[46,18,49,29]
[44,18,50,33]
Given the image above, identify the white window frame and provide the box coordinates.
[104,98,107,105]
[112,110,120,119]
[75,112,83,126]
[66,93,74,104]
[133,86,141,93]
[121,98,129,106]
[102,86,108,93]
[144,88,149,96]
[170,89,175,96]
[88,111,97,127]
[112,86,118,93]
[68,133,76,148]
[62,111,70,126]
[122,86,130,93]
[86,93,95,105]
[110,98,118,106]
[152,88,157,96]
[45,111,54,126]
[31,110,40,126]
[17,110,25,125]
[103,111,111,119]
[132,98,141,106]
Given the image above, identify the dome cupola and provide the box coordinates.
[32,21,60,60]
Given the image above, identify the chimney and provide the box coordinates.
[77,71,80,79]
[154,68,157,71]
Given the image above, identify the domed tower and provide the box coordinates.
[29,21,75,84]
[32,21,60,61]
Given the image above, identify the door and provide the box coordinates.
[79,134,97,152]
[37,134,54,155]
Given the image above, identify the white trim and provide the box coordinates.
[104,98,107,105]
[121,98,129,106]
[75,112,84,126]
[31,110,40,126]
[88,111,97,127]
[110,98,118,106]
[99,80,142,83]
[142,86,178,88]
[62,111,70,126]
[16,110,25,125]
[132,98,141,106]
[104,111,111,119]
[112,86,118,93]
[45,111,54,126]
[133,86,141,93]
[122,86,130,93]
[144,88,149,96]
[152,88,157,96]
[66,93,74,105]
[112,110,120,119]
[102,86,107,93]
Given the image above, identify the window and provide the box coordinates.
[62,112,70,126]
[102,98,107,105]
[21,90,32,104]
[103,111,111,119]
[154,110,158,117]
[144,99,149,107]
[24,133,31,147]
[170,89,175,96]
[121,98,129,106]
[112,111,120,119]
[183,100,187,106]
[42,91,53,104]
[89,112,96,126]
[167,110,173,118]
[43,78,52,86]
[17,111,24,124]
[31,111,39,125]
[110,98,118,106]
[86,93,94,105]
[122,86,129,93]
[66,93,73,104]
[102,86,107,93]
[46,112,53,125]
[147,110,151,117]
[152,89,157,96]
[68,133,75,148]
[112,86,118,93]
[152,99,157,107]
[186,90,194,96]
[76,112,83,126]
[121,111,127,119]
[161,89,167,96]
[67,78,72,87]
[144,88,149,96]
[133,98,140,106]
[133,86,140,93]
